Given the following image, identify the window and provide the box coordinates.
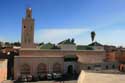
[24,39,27,43]
[112,64,115,69]
[106,65,109,69]
[24,26,26,29]
[37,63,47,74]
[28,38,30,43]
[20,64,30,75]
[87,66,91,70]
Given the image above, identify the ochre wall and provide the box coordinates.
[77,70,85,83]
[0,59,7,83]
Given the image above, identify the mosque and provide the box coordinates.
[14,8,118,80]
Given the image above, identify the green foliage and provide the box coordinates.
[13,42,21,46]
[3,41,21,47]
[39,43,60,49]
[58,38,75,45]
[71,38,75,43]
[5,42,10,46]
[39,42,44,46]
[40,43,53,49]
[51,44,60,49]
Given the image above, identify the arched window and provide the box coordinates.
[24,39,27,43]
[53,63,61,73]
[87,66,91,70]
[120,64,125,72]
[37,63,47,74]
[28,38,30,43]
[106,65,109,69]
[112,64,115,69]
[24,26,26,29]
[20,64,30,75]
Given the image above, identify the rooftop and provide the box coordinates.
[88,41,103,46]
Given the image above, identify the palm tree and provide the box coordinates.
[71,38,75,43]
[91,31,96,42]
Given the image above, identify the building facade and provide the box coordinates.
[14,8,118,80]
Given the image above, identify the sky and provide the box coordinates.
[1,0,125,46]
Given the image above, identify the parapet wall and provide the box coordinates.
[77,70,85,83]
[0,59,7,83]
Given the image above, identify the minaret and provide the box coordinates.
[21,8,35,48]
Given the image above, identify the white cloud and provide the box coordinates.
[35,28,91,44]
[96,28,125,47]
[0,36,18,42]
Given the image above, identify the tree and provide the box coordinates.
[5,42,10,47]
[39,42,44,46]
[13,42,21,46]
[91,31,96,42]
[0,41,2,49]
[66,38,70,43]
[71,38,75,43]
[51,44,60,49]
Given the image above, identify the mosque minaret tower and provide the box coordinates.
[21,8,35,48]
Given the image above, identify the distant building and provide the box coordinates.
[88,41,104,51]
[14,8,119,81]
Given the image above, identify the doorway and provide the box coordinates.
[67,65,73,75]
